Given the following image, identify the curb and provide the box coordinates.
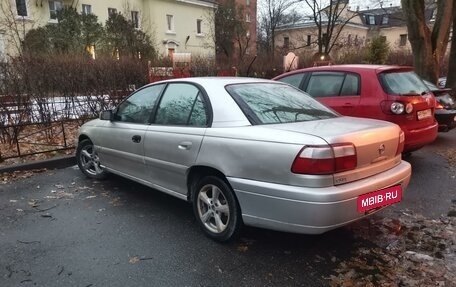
[0,155,76,173]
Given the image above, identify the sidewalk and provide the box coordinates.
[0,155,76,173]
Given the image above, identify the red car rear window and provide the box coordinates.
[379,71,428,95]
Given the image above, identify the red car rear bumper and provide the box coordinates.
[402,121,438,153]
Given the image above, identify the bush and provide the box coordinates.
[364,37,390,64]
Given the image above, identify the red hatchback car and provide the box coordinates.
[273,65,438,153]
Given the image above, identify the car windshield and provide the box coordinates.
[225,83,338,124]
[379,71,429,95]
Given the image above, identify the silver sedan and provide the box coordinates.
[76,77,411,241]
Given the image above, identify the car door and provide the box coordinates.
[95,84,164,181]
[143,82,209,197]
[304,72,361,116]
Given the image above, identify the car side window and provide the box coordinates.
[115,84,164,124]
[340,74,360,96]
[306,72,345,97]
[154,83,208,126]
[277,73,305,88]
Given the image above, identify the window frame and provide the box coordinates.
[367,15,376,25]
[196,19,203,35]
[399,34,407,46]
[0,33,5,62]
[152,82,212,127]
[15,0,28,17]
[131,11,139,29]
[166,14,175,33]
[81,4,92,15]
[304,71,361,98]
[108,8,117,18]
[114,84,165,124]
[283,36,289,49]
[49,0,63,21]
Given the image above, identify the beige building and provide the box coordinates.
[0,0,217,61]
[274,5,430,63]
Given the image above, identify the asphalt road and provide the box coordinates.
[1,129,455,287]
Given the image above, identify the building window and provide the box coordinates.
[131,11,139,28]
[382,15,389,25]
[108,8,117,17]
[400,34,407,46]
[16,0,28,17]
[367,15,375,25]
[49,1,63,20]
[307,35,311,46]
[284,37,289,49]
[246,13,251,22]
[0,33,5,62]
[167,15,174,32]
[246,0,250,6]
[82,4,92,15]
[196,19,202,35]
[322,33,328,44]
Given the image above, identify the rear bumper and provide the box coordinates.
[228,161,411,235]
[435,109,456,132]
[402,121,438,152]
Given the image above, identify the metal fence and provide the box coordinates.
[0,94,125,161]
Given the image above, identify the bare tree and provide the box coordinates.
[401,0,453,83]
[302,0,359,56]
[209,0,251,69]
[0,0,36,58]
[258,0,299,58]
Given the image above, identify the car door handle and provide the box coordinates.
[132,135,142,143]
[178,141,192,150]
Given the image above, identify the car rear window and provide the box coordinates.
[379,71,428,95]
[225,83,338,124]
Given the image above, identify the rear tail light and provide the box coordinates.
[396,131,405,155]
[291,143,357,175]
[435,102,444,110]
[390,102,413,114]
[381,101,414,115]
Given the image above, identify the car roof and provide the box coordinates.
[154,77,277,86]
[274,64,415,79]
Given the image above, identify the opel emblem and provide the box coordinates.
[378,144,386,155]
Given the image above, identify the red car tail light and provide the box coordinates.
[396,131,405,155]
[291,143,357,175]
[381,101,414,115]
[435,102,444,110]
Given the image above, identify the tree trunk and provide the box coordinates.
[401,0,453,83]
[446,4,456,89]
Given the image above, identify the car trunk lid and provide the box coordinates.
[268,117,403,185]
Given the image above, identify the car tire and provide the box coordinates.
[192,176,242,242]
[76,139,108,180]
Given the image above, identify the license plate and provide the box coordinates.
[357,185,402,212]
[417,109,432,120]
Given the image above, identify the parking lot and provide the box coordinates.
[1,130,455,287]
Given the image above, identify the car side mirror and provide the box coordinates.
[99,110,114,121]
